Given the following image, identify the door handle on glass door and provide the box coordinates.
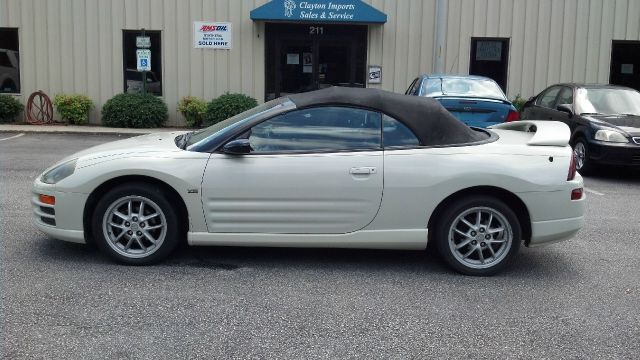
[350,167,377,175]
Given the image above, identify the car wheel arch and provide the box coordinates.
[427,186,532,247]
[570,126,591,145]
[82,175,189,245]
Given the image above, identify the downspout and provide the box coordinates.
[433,0,448,74]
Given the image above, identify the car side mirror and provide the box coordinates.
[557,104,573,118]
[222,139,252,155]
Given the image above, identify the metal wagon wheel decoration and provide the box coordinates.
[26,90,54,124]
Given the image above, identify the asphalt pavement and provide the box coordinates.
[1,132,639,359]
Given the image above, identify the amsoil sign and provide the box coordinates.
[193,22,232,49]
[250,0,387,23]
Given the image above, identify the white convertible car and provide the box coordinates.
[32,87,585,275]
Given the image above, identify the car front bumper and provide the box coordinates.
[32,178,87,244]
[588,140,640,166]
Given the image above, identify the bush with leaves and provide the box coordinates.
[53,94,93,124]
[0,94,24,123]
[177,96,207,127]
[204,93,258,126]
[511,94,527,115]
[102,93,168,128]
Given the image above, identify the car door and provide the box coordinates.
[527,85,562,120]
[553,86,578,128]
[201,106,384,234]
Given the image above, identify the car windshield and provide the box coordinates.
[185,97,290,149]
[422,77,506,100]
[576,87,640,116]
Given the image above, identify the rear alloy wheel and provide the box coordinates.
[572,138,593,175]
[92,183,180,265]
[436,196,521,276]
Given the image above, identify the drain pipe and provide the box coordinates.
[433,0,448,74]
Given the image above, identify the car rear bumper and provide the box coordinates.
[589,140,640,166]
[528,216,584,247]
[518,175,585,247]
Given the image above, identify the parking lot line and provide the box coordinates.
[0,133,25,142]
[585,187,604,196]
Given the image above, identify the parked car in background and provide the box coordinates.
[522,84,640,173]
[406,74,519,128]
[125,69,161,95]
[0,48,20,93]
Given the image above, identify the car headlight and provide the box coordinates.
[594,129,628,143]
[41,159,77,184]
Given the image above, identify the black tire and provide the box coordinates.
[434,196,521,276]
[92,182,181,265]
[572,137,594,175]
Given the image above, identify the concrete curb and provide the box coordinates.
[0,124,187,136]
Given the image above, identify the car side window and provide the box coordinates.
[536,86,562,108]
[406,78,419,95]
[383,115,420,148]
[248,106,382,153]
[557,87,573,106]
[420,78,442,97]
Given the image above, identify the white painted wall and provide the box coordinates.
[2,0,639,125]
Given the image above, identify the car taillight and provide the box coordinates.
[506,110,520,122]
[567,151,577,181]
[571,188,583,200]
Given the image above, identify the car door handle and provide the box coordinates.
[350,167,377,175]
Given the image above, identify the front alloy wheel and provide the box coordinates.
[102,196,167,259]
[572,138,592,174]
[92,183,180,264]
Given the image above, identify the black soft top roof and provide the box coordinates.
[288,87,486,146]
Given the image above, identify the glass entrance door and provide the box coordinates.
[278,40,314,96]
[265,24,367,101]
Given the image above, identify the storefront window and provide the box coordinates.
[469,37,510,92]
[265,23,367,101]
[0,28,20,94]
[122,30,162,96]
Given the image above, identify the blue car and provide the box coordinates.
[405,75,520,128]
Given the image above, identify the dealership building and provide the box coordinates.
[1,0,640,126]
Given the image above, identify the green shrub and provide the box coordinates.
[53,94,93,124]
[101,93,168,128]
[177,96,207,127]
[0,94,24,123]
[511,94,527,114]
[204,93,258,126]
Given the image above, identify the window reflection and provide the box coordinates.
[123,30,162,96]
[423,78,506,100]
[0,28,20,94]
[383,115,420,147]
[249,107,382,152]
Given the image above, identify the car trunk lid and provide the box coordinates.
[437,97,512,127]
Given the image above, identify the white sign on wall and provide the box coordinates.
[194,21,232,49]
[136,49,151,71]
[476,41,502,61]
[136,36,151,48]
[368,65,381,84]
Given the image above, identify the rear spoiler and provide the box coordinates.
[489,120,571,147]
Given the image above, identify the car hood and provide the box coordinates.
[588,115,640,135]
[60,131,190,166]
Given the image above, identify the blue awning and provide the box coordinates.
[250,0,387,24]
